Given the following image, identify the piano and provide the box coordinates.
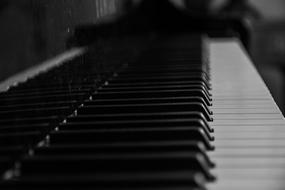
[0,0,284,189]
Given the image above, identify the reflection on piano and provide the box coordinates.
[0,0,284,189]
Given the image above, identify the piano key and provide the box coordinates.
[93,89,212,103]
[0,107,72,119]
[211,108,280,114]
[6,84,95,94]
[105,80,210,90]
[50,128,214,150]
[118,71,210,78]
[0,146,25,156]
[67,111,211,124]
[213,131,285,139]
[0,116,60,125]
[0,132,41,146]
[211,119,285,125]
[212,113,283,119]
[0,93,88,105]
[59,125,213,142]
[0,172,206,190]
[78,102,212,118]
[0,89,91,99]
[34,141,214,167]
[0,123,51,133]
[212,125,285,132]
[210,149,285,157]
[100,84,211,97]
[212,104,277,109]
[34,141,207,155]
[87,96,212,107]
[213,139,285,147]
[110,80,211,91]
[21,152,214,180]
[211,168,285,180]
[210,100,275,106]
[0,101,78,112]
[207,179,285,190]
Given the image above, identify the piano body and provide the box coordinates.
[0,0,285,189]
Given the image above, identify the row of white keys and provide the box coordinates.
[207,39,285,190]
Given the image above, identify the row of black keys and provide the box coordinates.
[0,36,215,189]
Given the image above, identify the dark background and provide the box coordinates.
[0,0,285,114]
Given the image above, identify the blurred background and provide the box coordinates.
[0,0,285,114]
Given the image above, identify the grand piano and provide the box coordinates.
[0,0,285,189]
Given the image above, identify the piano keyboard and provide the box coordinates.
[0,35,284,190]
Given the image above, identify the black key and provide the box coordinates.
[0,172,206,190]
[92,89,212,104]
[35,141,214,167]
[78,102,212,119]
[87,96,212,107]
[100,84,212,97]
[21,152,213,180]
[67,111,212,126]
[105,80,211,90]
[0,107,72,119]
[0,132,42,147]
[60,119,214,138]
[50,128,214,150]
